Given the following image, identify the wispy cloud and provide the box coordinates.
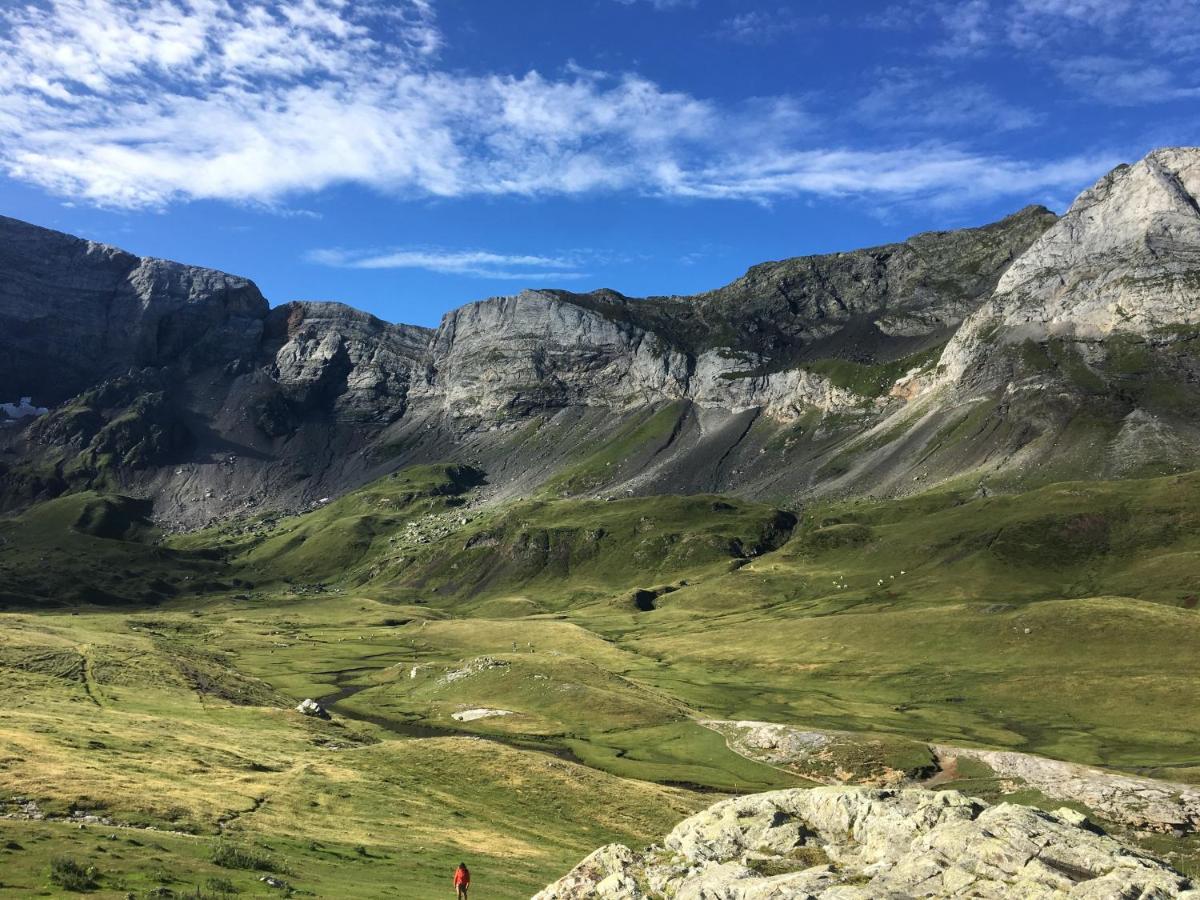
[0,0,1115,211]
[716,9,825,44]
[611,0,696,9]
[659,147,1117,207]
[307,247,589,280]
[855,70,1040,133]
[931,0,992,58]
[1054,56,1200,106]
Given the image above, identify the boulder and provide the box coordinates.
[295,699,329,719]
[536,786,1195,899]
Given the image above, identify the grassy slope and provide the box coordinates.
[1,465,1200,894]
[0,603,706,899]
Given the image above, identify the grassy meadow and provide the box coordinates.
[1,464,1199,895]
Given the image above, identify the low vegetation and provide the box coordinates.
[0,463,1198,894]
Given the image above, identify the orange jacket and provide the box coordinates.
[454,867,470,887]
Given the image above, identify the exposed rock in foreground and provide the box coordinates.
[706,720,1200,835]
[535,787,1196,899]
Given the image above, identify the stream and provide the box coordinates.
[317,677,587,764]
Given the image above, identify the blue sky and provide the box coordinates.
[1,0,1197,328]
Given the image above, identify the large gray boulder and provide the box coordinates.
[535,787,1196,899]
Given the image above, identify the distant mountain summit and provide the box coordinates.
[3,148,1200,526]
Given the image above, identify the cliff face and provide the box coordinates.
[409,205,1054,423]
[0,215,267,405]
[939,148,1200,389]
[5,148,1200,525]
[264,301,432,425]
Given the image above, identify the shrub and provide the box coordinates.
[49,856,98,891]
[205,875,239,896]
[211,842,275,872]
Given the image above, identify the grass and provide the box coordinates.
[800,345,944,398]
[539,402,687,496]
[1,463,1199,893]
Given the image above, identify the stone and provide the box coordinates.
[536,787,1194,899]
[295,699,328,719]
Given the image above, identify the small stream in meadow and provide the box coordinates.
[318,676,587,763]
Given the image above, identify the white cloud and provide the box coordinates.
[658,146,1117,206]
[0,0,1116,210]
[855,71,1040,132]
[307,246,589,280]
[931,0,992,57]
[717,9,823,44]
[612,0,696,9]
[873,1,1200,106]
[1055,56,1200,106]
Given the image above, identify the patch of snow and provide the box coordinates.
[451,708,513,722]
[0,397,48,420]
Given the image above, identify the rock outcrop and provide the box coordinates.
[264,301,431,425]
[295,698,328,718]
[932,745,1200,836]
[938,148,1200,391]
[535,787,1197,899]
[705,719,1200,836]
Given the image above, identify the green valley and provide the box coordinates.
[1,464,1198,896]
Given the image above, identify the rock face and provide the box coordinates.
[0,214,267,405]
[264,301,431,425]
[410,292,881,421]
[411,206,1054,421]
[411,292,693,418]
[939,147,1200,390]
[7,148,1200,525]
[535,787,1197,900]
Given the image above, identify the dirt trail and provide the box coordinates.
[77,646,101,707]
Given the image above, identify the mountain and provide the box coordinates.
[4,148,1200,898]
[869,147,1200,491]
[2,148,1199,529]
[0,204,1054,526]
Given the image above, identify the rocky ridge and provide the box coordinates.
[4,149,1200,524]
[937,147,1200,391]
[535,786,1196,899]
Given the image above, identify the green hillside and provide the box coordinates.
[1,465,1198,894]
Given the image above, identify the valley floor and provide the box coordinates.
[1,468,1199,896]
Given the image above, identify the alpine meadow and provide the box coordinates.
[1,2,1200,899]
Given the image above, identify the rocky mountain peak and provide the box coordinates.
[938,147,1200,387]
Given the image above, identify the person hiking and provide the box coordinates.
[453,862,470,899]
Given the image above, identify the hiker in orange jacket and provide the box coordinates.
[454,862,470,899]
